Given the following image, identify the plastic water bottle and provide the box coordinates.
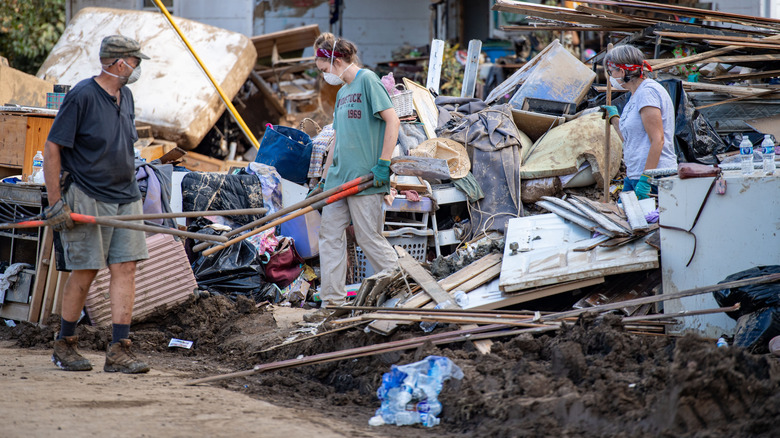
[762,134,776,175]
[717,337,728,348]
[739,137,754,176]
[31,151,45,183]
[419,303,444,333]
[452,290,469,308]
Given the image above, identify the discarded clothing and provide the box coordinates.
[451,172,484,203]
[440,104,523,237]
[135,161,176,230]
[308,124,334,179]
[247,163,283,215]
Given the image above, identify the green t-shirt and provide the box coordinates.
[325,69,393,195]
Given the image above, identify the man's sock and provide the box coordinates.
[111,323,130,344]
[57,317,78,340]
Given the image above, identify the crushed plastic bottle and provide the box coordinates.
[369,356,463,428]
[419,303,444,333]
[717,337,728,348]
[452,290,469,307]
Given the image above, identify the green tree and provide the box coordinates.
[0,0,66,75]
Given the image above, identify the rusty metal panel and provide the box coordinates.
[499,214,658,293]
[85,234,197,326]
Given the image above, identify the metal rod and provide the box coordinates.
[152,0,261,150]
[191,174,373,252]
[201,180,374,256]
[100,208,268,221]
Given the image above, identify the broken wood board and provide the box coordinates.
[402,79,439,139]
[519,113,622,189]
[619,191,650,232]
[369,251,501,354]
[27,226,53,323]
[566,196,630,236]
[251,24,320,59]
[499,214,658,293]
[467,277,605,310]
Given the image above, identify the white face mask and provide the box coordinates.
[609,75,625,91]
[102,58,141,85]
[322,56,353,86]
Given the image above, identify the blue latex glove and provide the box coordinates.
[601,105,619,123]
[371,159,391,187]
[635,174,652,200]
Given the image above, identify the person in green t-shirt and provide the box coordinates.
[307,33,400,321]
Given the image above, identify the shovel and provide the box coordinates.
[201,180,375,257]
[191,174,374,253]
[0,213,228,243]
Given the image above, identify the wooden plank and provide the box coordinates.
[649,33,780,70]
[40,243,59,324]
[570,195,632,233]
[704,40,780,50]
[251,24,320,59]
[461,39,482,98]
[426,39,445,95]
[710,69,780,81]
[27,226,53,323]
[493,0,635,27]
[619,191,649,232]
[402,79,438,139]
[249,71,287,116]
[681,81,780,96]
[455,263,502,293]
[52,271,69,316]
[0,302,30,321]
[536,199,614,237]
[653,31,777,44]
[474,277,605,309]
[395,246,456,308]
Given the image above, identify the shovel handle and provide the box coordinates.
[201,181,374,257]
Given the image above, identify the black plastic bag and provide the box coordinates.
[181,171,265,225]
[733,307,780,353]
[713,265,780,320]
[189,218,280,303]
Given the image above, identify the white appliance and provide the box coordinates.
[658,171,780,338]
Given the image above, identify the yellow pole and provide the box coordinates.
[152,0,261,149]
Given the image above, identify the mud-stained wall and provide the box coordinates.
[253,0,431,67]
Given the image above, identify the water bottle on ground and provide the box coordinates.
[419,303,444,333]
[739,136,754,176]
[717,337,728,348]
[31,151,45,183]
[761,134,776,175]
[452,290,469,308]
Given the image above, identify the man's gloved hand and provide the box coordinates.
[601,105,619,123]
[306,179,325,199]
[371,159,391,187]
[43,199,74,231]
[635,174,652,200]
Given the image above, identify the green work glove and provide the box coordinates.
[306,179,325,199]
[635,174,652,200]
[43,199,75,232]
[371,159,391,187]
[601,105,619,123]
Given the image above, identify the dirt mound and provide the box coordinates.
[3,295,778,437]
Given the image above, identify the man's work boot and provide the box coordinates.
[52,335,93,371]
[104,339,150,374]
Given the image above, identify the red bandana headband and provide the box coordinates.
[607,60,653,77]
[316,48,344,59]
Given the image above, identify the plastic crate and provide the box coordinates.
[352,234,427,282]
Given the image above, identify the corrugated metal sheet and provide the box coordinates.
[85,234,197,326]
[499,214,659,293]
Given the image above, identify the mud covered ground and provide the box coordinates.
[3,293,779,437]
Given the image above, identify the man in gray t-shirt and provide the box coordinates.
[43,35,151,374]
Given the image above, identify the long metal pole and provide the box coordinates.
[152,0,261,149]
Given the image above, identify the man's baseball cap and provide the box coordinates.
[99,35,150,60]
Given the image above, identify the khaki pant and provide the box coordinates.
[60,184,149,270]
[318,193,398,305]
